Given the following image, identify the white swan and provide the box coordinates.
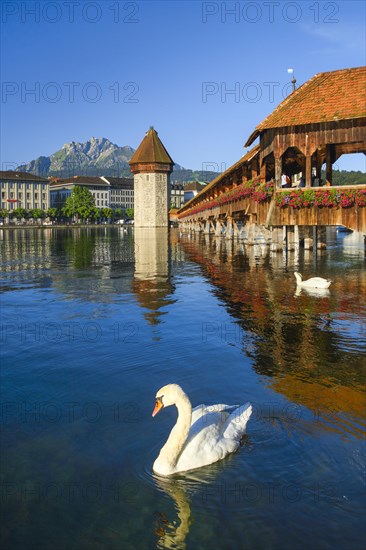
[152,384,252,476]
[294,271,331,289]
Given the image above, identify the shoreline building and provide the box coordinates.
[50,176,110,209]
[0,171,49,212]
[170,183,185,209]
[183,181,207,203]
[103,177,134,212]
[50,175,134,214]
[129,127,174,227]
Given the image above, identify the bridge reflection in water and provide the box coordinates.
[177,230,365,441]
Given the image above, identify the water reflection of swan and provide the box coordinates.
[294,272,331,289]
[154,464,227,549]
[154,477,191,549]
[152,384,252,476]
[295,286,331,298]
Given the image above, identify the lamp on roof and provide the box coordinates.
[287,68,297,92]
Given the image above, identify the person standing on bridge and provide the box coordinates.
[281,173,291,188]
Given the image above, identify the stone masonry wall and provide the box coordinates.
[134,172,170,227]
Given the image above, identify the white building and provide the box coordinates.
[101,176,134,213]
[50,176,110,209]
[0,171,49,211]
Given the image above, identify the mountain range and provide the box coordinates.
[17,137,219,182]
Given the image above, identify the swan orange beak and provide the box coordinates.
[152,398,163,417]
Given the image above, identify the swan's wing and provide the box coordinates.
[223,403,252,441]
[175,403,252,474]
[191,403,238,424]
[308,277,331,284]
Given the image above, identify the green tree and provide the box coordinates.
[62,186,96,222]
[90,207,100,221]
[46,207,58,220]
[102,207,113,220]
[12,207,27,219]
[0,208,9,220]
[30,208,45,219]
[114,208,122,220]
[125,208,134,219]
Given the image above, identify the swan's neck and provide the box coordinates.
[294,273,302,284]
[155,393,192,474]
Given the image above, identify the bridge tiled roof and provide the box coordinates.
[179,144,260,212]
[245,66,366,146]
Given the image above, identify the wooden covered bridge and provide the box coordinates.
[178,67,366,247]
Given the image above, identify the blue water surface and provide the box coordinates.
[1,226,365,550]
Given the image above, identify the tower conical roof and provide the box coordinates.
[129,127,174,166]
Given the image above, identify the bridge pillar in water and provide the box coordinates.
[284,225,299,251]
[204,220,211,234]
[233,220,244,239]
[261,226,272,244]
[225,217,234,239]
[215,220,223,237]
[314,226,327,249]
[301,226,314,250]
[270,226,284,252]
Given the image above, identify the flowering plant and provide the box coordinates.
[355,189,366,207]
[276,188,366,209]
[180,179,274,217]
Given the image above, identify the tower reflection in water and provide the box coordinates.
[133,228,175,328]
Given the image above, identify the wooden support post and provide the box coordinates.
[305,154,312,187]
[260,161,266,183]
[326,145,333,186]
[226,217,233,239]
[215,220,222,237]
[233,220,241,239]
[275,156,282,188]
[270,227,284,252]
[204,220,211,234]
[316,151,322,181]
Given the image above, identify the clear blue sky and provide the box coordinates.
[1,0,365,172]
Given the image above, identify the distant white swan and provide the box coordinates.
[294,271,332,289]
[295,287,331,298]
[152,384,252,476]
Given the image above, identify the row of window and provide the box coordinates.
[2,192,47,199]
[1,202,47,210]
[1,182,48,189]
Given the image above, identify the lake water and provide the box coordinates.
[1,226,365,550]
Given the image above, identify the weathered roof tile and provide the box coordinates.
[129,127,174,165]
[245,66,366,146]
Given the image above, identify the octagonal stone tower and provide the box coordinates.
[129,127,174,227]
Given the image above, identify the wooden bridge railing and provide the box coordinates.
[178,185,366,233]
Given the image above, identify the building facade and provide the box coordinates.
[49,176,134,213]
[183,181,207,203]
[0,171,49,211]
[170,183,185,209]
[50,176,110,209]
[101,177,134,212]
